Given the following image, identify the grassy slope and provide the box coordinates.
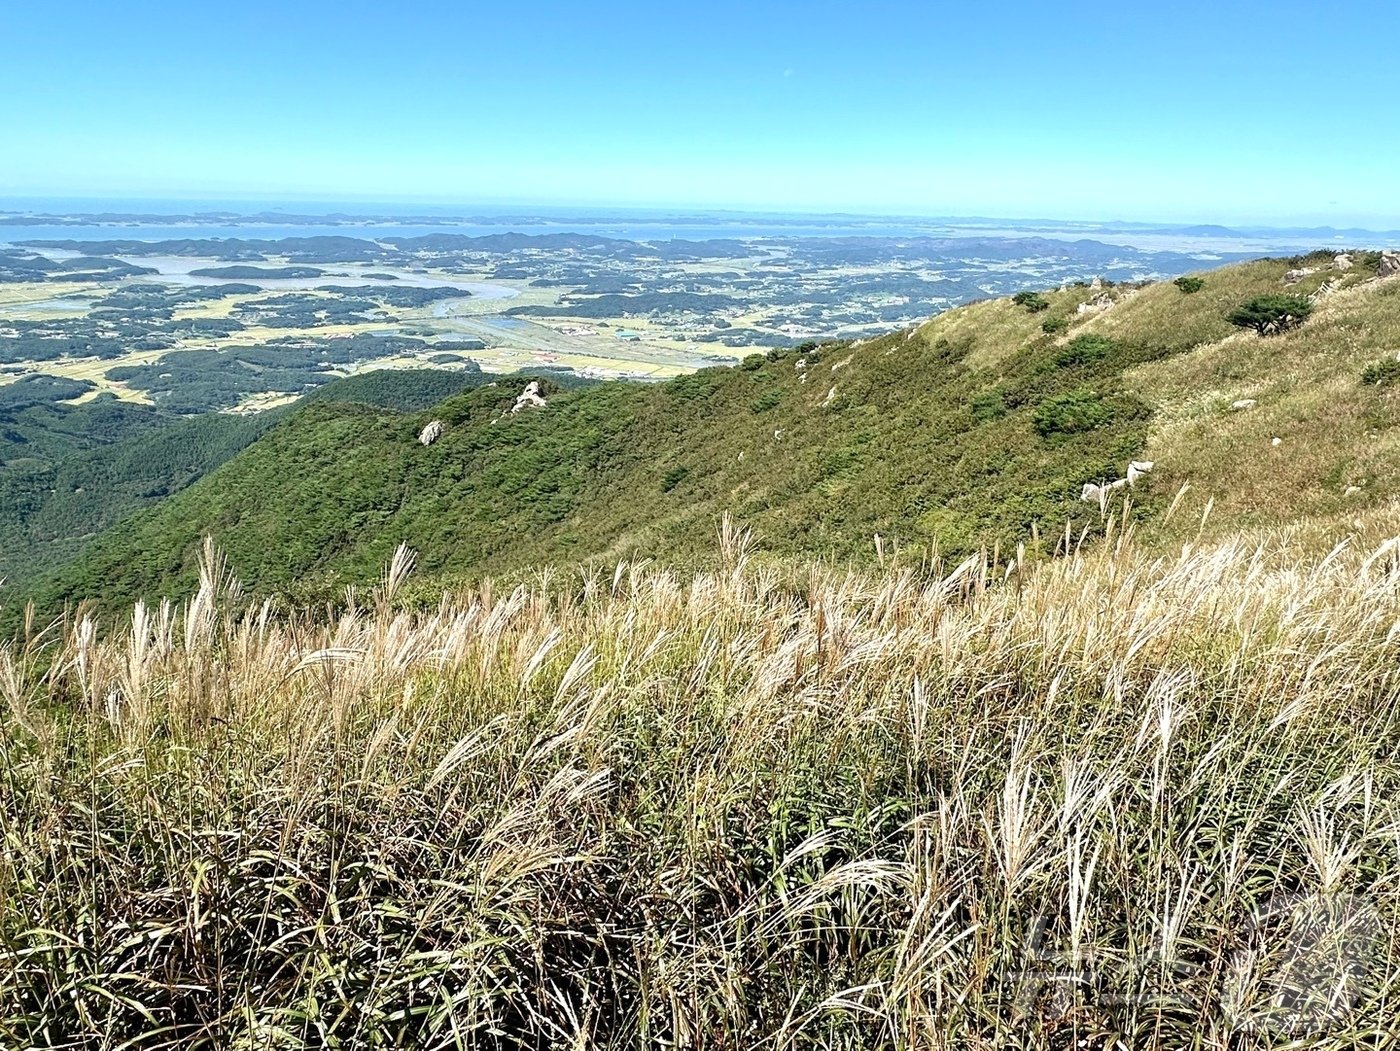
[26,328,1155,611]
[1126,270,1400,538]
[23,252,1400,613]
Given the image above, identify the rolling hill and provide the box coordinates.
[12,249,1400,617]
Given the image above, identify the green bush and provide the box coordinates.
[1174,276,1205,294]
[1012,291,1050,313]
[1227,295,1314,336]
[1054,334,1114,368]
[669,369,726,402]
[660,465,689,492]
[739,354,765,371]
[1355,250,1384,273]
[750,389,786,413]
[1286,249,1343,269]
[1041,316,1069,335]
[1361,358,1400,387]
[1033,388,1115,437]
[820,447,861,476]
[970,390,1007,423]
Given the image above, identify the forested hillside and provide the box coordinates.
[13,250,1400,616]
[0,369,503,592]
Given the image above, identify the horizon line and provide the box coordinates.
[3,196,1400,237]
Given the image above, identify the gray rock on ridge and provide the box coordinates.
[510,381,548,414]
[1077,291,1115,314]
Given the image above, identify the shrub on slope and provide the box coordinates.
[24,321,1158,613]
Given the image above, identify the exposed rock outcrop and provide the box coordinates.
[510,381,547,414]
[1380,251,1400,280]
[417,420,444,446]
[1283,267,1316,285]
[1334,253,1354,271]
[1077,291,1115,315]
[1080,459,1154,505]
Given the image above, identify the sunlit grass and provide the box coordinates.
[5,509,1400,1047]
[924,285,1099,371]
[1130,272,1400,542]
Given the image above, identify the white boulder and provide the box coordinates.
[417,420,444,446]
[1077,291,1115,315]
[1127,460,1154,486]
[510,381,547,414]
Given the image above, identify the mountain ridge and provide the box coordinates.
[10,249,1399,618]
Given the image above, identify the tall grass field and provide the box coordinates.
[4,512,1400,1048]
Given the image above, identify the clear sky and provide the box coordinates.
[4,0,1398,226]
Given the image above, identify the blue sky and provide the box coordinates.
[5,0,1398,225]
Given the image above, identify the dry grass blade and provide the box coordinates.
[5,517,1400,1048]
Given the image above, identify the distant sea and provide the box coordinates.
[0,198,978,243]
[0,218,975,244]
[0,199,1382,253]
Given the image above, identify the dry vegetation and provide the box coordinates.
[1129,276,1400,538]
[913,252,1400,547]
[5,507,1400,1048]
